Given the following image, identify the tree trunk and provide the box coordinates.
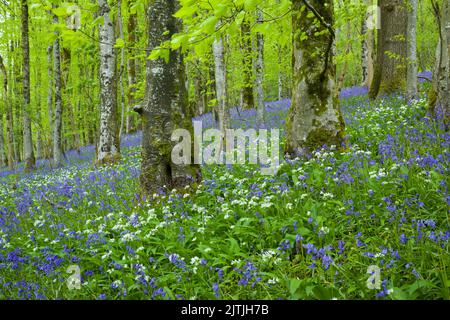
[406,0,418,101]
[278,45,283,101]
[255,9,265,126]
[213,30,230,144]
[21,0,35,171]
[0,54,14,170]
[240,16,254,110]
[286,0,345,157]
[53,14,63,167]
[337,18,352,95]
[369,0,407,99]
[140,0,201,196]
[0,113,5,167]
[361,0,375,88]
[118,0,126,138]
[433,0,450,124]
[35,64,42,161]
[46,45,53,159]
[97,0,120,164]
[126,1,137,134]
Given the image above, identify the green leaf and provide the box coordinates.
[114,38,125,49]
[52,7,68,17]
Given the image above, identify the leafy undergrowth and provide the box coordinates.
[0,91,449,300]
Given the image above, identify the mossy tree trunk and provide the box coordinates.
[97,0,120,165]
[126,0,138,134]
[286,0,345,157]
[140,0,201,197]
[369,0,407,99]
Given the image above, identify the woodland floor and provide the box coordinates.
[0,85,449,299]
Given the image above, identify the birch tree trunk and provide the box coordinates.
[97,0,120,164]
[255,9,265,126]
[361,0,375,88]
[0,54,14,170]
[240,16,254,110]
[286,0,345,157]
[406,0,418,101]
[369,0,407,99]
[21,0,35,171]
[213,29,230,141]
[53,14,63,167]
[140,0,201,196]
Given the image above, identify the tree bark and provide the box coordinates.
[406,0,418,101]
[369,0,407,99]
[97,0,120,164]
[255,9,265,126]
[361,0,375,88]
[53,14,63,167]
[118,0,126,139]
[433,0,450,124]
[286,0,345,157]
[46,45,53,159]
[240,15,254,110]
[213,29,230,143]
[21,0,35,171]
[140,0,201,196]
[0,54,14,170]
[126,0,138,134]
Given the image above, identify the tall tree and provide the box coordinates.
[406,0,418,101]
[361,0,375,88]
[430,0,450,124]
[139,0,201,196]
[117,0,126,138]
[21,0,35,171]
[53,13,63,167]
[213,26,230,145]
[255,8,265,126]
[126,0,138,134]
[285,0,345,157]
[97,0,120,164]
[369,0,407,99]
[0,54,14,170]
[46,44,53,159]
[240,15,254,110]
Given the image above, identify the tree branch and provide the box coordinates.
[301,0,335,38]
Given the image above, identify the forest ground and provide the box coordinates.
[0,83,449,300]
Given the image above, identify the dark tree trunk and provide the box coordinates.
[0,54,14,170]
[140,0,201,196]
[369,0,407,99]
[21,0,35,171]
[53,14,63,167]
[126,1,138,134]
